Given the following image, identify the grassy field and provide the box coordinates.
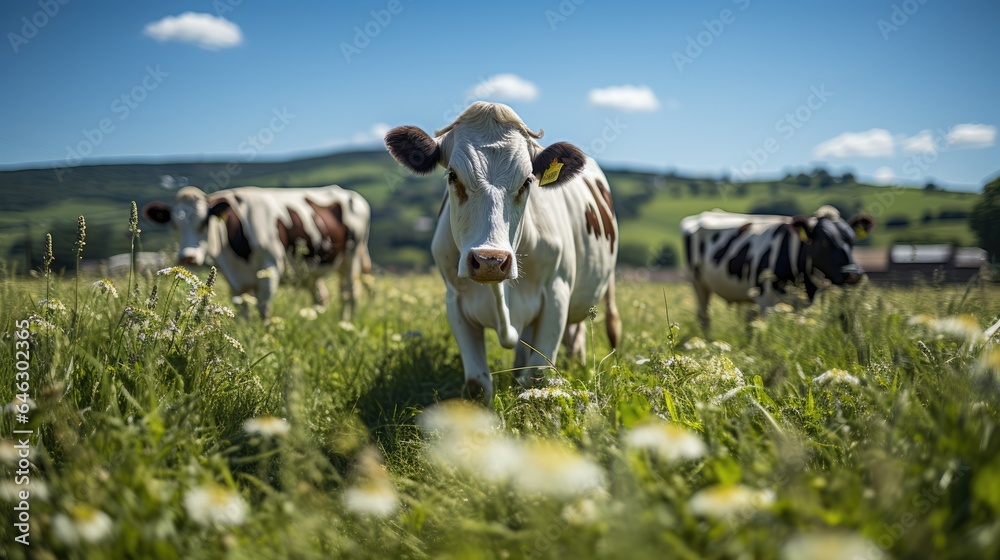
[1,247,999,558]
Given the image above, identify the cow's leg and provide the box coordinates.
[447,292,492,402]
[517,280,570,388]
[311,277,329,312]
[256,266,280,320]
[605,274,622,349]
[693,276,712,333]
[562,322,586,363]
[515,322,536,369]
[338,252,359,322]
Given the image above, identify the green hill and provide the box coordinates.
[0,151,981,272]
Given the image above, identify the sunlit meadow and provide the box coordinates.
[1,211,999,559]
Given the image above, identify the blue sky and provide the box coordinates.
[2,0,997,190]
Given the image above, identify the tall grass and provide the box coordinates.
[0,210,998,559]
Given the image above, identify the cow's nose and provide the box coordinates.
[468,249,512,283]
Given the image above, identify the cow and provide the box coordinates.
[142,185,372,321]
[384,101,621,402]
[681,205,875,331]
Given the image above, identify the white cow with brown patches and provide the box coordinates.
[143,185,372,320]
[385,102,621,401]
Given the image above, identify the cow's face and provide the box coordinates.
[795,208,875,285]
[385,102,586,283]
[143,187,229,266]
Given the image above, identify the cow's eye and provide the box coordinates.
[517,177,531,199]
[446,169,457,184]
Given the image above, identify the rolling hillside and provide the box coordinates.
[0,151,981,272]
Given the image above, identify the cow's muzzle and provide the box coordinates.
[842,264,863,284]
[467,249,512,283]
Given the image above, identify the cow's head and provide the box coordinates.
[142,186,231,266]
[792,205,875,285]
[385,102,586,283]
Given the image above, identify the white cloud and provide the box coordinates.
[946,123,996,149]
[144,12,243,50]
[352,123,392,145]
[873,166,895,185]
[813,129,894,159]
[469,74,538,102]
[587,85,660,112]
[901,130,936,154]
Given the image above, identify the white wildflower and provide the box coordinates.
[518,387,572,401]
[813,368,861,386]
[635,356,651,365]
[561,498,600,526]
[157,266,201,287]
[773,302,795,314]
[243,416,290,437]
[298,307,319,321]
[711,340,732,352]
[511,442,605,498]
[0,440,18,465]
[625,421,707,462]
[91,279,119,298]
[419,400,498,438]
[39,299,68,315]
[338,321,355,331]
[183,484,248,527]
[684,337,708,350]
[205,304,235,318]
[910,314,984,343]
[343,447,398,517]
[688,484,774,520]
[223,334,245,353]
[52,505,113,545]
[780,531,885,560]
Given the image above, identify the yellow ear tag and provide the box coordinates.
[853,223,868,240]
[798,227,810,243]
[539,160,563,186]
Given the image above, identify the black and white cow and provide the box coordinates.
[143,185,372,320]
[681,205,874,330]
[385,101,621,401]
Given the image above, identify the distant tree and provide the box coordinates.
[970,177,1000,258]
[921,211,935,224]
[924,181,939,191]
[687,181,701,196]
[795,173,812,188]
[841,172,856,184]
[653,244,678,267]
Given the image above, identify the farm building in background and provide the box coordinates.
[854,244,989,285]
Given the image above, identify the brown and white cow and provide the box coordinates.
[143,185,372,320]
[385,102,621,401]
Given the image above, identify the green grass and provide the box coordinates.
[1,243,999,557]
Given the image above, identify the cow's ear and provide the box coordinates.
[532,142,586,187]
[849,213,875,240]
[791,215,813,244]
[208,199,232,220]
[142,202,172,224]
[385,126,441,175]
